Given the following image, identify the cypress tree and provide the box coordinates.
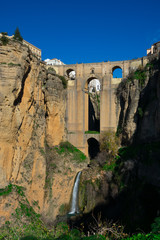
[14,27,23,42]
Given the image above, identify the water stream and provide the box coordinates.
[68,171,82,214]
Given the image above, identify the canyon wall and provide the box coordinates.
[0,40,87,225]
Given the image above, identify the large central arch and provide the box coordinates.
[84,77,101,132]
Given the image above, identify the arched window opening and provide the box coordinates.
[66,69,76,80]
[87,138,100,159]
[112,67,122,78]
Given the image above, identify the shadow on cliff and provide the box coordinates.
[68,179,160,234]
[89,95,100,132]
[116,57,160,146]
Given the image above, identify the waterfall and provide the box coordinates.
[68,171,82,214]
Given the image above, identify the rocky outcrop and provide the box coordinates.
[0,40,87,226]
[116,55,160,144]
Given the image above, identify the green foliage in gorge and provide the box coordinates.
[100,131,120,157]
[55,141,87,163]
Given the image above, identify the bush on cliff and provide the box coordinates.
[100,131,120,157]
[0,32,9,45]
[58,75,68,89]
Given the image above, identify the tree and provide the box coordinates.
[13,27,23,42]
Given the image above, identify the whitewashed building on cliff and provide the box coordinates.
[147,41,160,55]
[44,58,65,66]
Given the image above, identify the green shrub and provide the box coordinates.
[151,217,160,233]
[48,67,56,74]
[124,232,160,239]
[59,203,69,215]
[58,75,68,89]
[55,222,69,238]
[0,32,9,45]
[138,107,143,117]
[134,68,146,87]
[103,160,116,171]
[0,184,13,196]
[39,147,45,155]
[100,131,120,157]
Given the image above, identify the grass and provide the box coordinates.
[55,141,87,163]
[8,62,21,67]
[85,131,100,134]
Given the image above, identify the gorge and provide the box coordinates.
[0,38,160,239]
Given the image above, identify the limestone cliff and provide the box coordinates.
[116,55,160,144]
[0,40,87,226]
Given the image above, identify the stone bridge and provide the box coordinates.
[53,56,149,157]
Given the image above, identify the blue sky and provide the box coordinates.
[0,0,160,64]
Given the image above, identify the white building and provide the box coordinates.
[147,41,160,55]
[44,58,65,66]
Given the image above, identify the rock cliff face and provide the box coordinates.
[116,55,160,144]
[0,41,86,226]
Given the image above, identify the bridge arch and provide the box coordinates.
[112,66,123,78]
[66,68,76,80]
[87,137,100,159]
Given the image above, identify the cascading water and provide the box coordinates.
[68,171,82,214]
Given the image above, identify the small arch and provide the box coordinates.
[90,68,95,74]
[87,138,100,159]
[66,69,76,80]
[112,66,122,78]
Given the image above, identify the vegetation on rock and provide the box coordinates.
[0,32,9,45]
[100,131,120,157]
[57,75,68,89]
[55,141,87,163]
